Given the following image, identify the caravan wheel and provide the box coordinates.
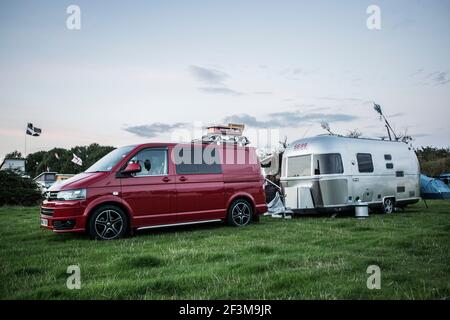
[383,198,395,214]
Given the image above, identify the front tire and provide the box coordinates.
[88,205,128,240]
[383,198,395,214]
[227,199,253,227]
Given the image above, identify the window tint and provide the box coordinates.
[313,153,343,175]
[384,154,392,160]
[386,163,394,169]
[356,153,374,173]
[287,155,311,177]
[175,147,222,174]
[131,148,168,176]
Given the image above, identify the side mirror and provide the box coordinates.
[122,162,141,175]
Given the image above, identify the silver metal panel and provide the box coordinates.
[298,187,314,209]
[319,179,349,206]
[284,187,298,209]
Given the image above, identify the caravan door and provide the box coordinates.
[351,153,375,203]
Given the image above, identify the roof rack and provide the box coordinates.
[192,123,251,146]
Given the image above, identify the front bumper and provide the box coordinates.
[40,199,87,233]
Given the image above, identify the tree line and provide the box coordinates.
[415,146,450,177]
[4,143,115,178]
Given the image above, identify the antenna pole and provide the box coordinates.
[24,128,27,158]
[385,124,392,141]
[382,114,398,141]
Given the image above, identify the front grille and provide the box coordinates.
[46,191,58,201]
[40,208,54,216]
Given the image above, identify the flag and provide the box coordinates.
[26,123,42,136]
[71,153,83,166]
[54,153,60,160]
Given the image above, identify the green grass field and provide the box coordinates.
[0,201,449,300]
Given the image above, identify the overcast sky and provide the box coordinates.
[1,0,449,160]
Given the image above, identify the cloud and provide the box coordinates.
[280,67,318,80]
[189,65,228,85]
[252,91,272,95]
[224,111,358,128]
[314,96,365,103]
[199,86,243,95]
[189,65,243,95]
[409,69,450,86]
[387,112,404,118]
[432,71,450,85]
[123,122,187,138]
[124,110,358,138]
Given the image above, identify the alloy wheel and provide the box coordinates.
[231,202,251,226]
[94,210,124,240]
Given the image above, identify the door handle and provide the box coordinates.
[179,176,187,182]
[353,178,359,182]
[162,177,170,182]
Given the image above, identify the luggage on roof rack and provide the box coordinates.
[193,123,250,146]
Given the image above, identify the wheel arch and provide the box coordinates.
[85,200,131,232]
[227,192,256,214]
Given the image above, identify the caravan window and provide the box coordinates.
[287,155,311,177]
[356,153,374,173]
[313,153,343,175]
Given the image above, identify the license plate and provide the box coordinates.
[41,218,48,227]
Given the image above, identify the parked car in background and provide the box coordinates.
[40,143,267,240]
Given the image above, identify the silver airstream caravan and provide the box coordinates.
[280,135,421,213]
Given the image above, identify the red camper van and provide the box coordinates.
[40,143,267,240]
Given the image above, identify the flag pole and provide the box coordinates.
[24,125,27,158]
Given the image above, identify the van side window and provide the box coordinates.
[356,153,374,173]
[287,155,311,177]
[176,146,222,175]
[131,148,168,176]
[313,153,343,175]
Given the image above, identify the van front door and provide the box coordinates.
[120,147,176,228]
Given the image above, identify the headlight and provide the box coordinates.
[56,189,86,201]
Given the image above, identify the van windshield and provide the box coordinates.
[85,146,135,173]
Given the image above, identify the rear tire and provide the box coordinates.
[383,198,395,214]
[227,199,253,227]
[88,205,128,240]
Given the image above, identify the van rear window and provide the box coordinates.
[356,153,374,173]
[287,155,311,177]
[313,153,343,175]
[175,146,222,175]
